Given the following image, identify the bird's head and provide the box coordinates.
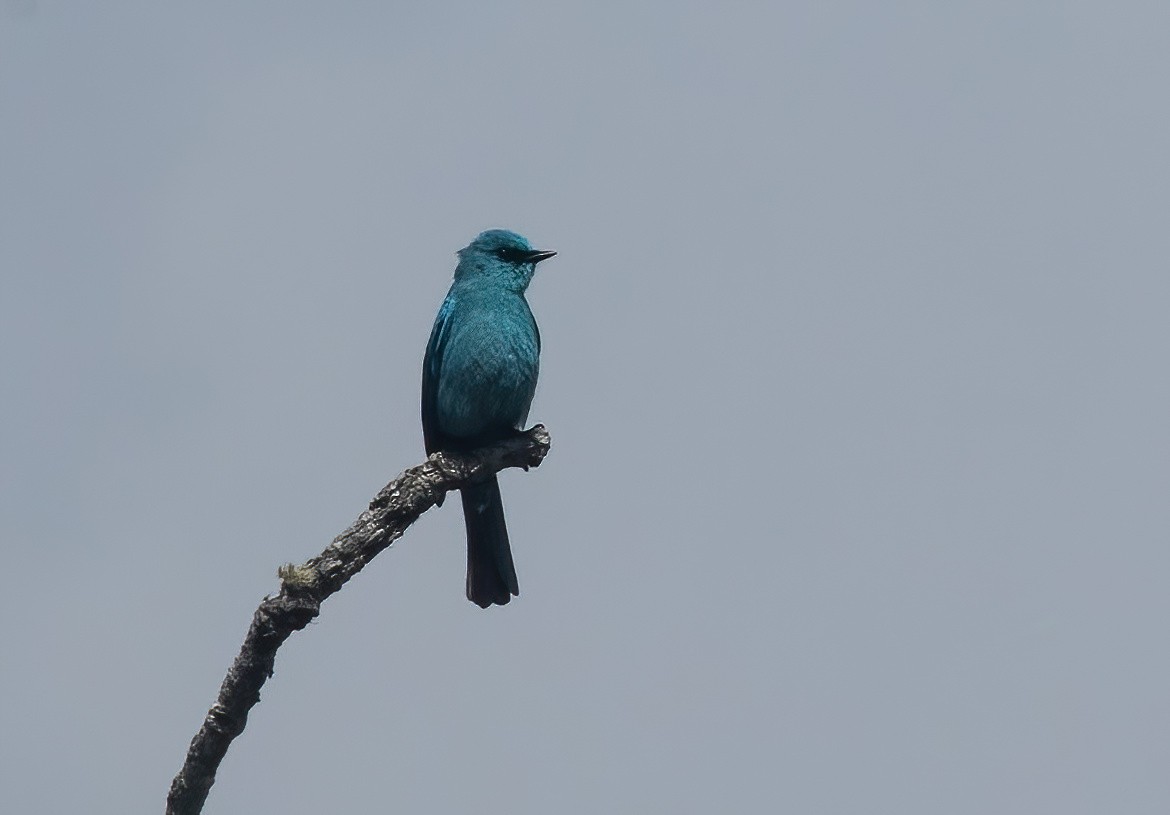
[455,229,556,290]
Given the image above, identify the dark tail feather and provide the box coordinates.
[461,476,519,608]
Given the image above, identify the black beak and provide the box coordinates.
[524,249,557,264]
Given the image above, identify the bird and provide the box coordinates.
[422,229,556,608]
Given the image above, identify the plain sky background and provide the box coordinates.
[2,2,1168,813]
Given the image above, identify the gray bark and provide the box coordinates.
[166,426,551,815]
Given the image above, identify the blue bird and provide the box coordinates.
[422,229,556,607]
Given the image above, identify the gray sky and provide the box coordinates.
[3,2,1168,812]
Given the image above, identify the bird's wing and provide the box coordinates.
[421,293,456,454]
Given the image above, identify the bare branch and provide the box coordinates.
[166,426,552,815]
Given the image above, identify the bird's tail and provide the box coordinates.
[461,476,519,608]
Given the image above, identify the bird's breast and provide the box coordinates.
[435,309,539,439]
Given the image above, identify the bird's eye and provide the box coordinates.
[496,247,526,262]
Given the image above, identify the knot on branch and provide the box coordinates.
[261,595,321,637]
